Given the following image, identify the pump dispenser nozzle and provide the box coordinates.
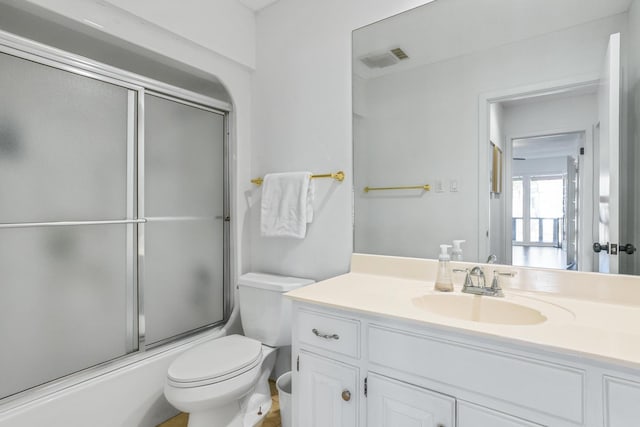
[439,244,452,260]
[435,244,453,292]
[452,240,465,261]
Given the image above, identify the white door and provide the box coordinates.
[298,352,359,427]
[458,401,543,427]
[594,32,621,273]
[367,373,455,427]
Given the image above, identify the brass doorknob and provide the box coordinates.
[341,390,351,401]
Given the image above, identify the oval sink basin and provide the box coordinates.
[412,294,547,325]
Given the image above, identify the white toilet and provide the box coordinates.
[164,272,314,427]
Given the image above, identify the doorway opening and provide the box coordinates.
[510,132,582,270]
[484,80,599,272]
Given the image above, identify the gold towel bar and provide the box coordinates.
[251,171,345,186]
[364,184,431,193]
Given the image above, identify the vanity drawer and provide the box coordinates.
[297,308,360,358]
[368,324,585,425]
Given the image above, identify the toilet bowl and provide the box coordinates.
[164,272,314,427]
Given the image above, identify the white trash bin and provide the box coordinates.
[276,371,292,427]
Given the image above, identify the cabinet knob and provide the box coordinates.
[341,389,351,401]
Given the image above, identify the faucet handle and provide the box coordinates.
[493,270,517,278]
[490,270,517,294]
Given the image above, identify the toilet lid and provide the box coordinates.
[168,335,263,384]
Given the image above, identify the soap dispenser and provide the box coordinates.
[452,240,466,261]
[434,244,454,292]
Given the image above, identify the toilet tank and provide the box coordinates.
[238,272,314,347]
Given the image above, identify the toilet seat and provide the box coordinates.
[167,335,263,388]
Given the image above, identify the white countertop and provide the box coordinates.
[286,255,640,370]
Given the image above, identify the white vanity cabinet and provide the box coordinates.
[367,373,455,427]
[297,351,359,427]
[457,401,543,427]
[291,301,640,427]
[293,307,363,427]
[603,376,640,426]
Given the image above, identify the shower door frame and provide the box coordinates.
[138,89,232,350]
[0,29,231,405]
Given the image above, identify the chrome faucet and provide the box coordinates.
[469,266,486,288]
[455,266,516,297]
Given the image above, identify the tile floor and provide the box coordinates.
[157,380,281,427]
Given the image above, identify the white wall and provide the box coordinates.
[0,1,253,425]
[251,0,436,280]
[353,13,624,263]
[502,94,599,139]
[27,0,256,70]
[489,103,506,263]
[490,103,505,150]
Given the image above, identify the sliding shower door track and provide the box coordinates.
[0,219,147,229]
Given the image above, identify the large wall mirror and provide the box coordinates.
[353,0,640,275]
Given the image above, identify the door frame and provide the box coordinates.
[478,75,600,265]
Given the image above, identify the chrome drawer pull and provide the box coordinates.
[312,328,340,340]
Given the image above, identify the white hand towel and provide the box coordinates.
[260,172,315,238]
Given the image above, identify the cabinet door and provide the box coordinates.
[458,401,542,427]
[298,352,359,427]
[367,373,455,427]
[604,376,640,427]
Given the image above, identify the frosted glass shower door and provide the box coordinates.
[0,51,135,399]
[143,94,226,345]
[0,52,129,223]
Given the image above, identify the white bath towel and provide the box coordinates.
[260,172,314,238]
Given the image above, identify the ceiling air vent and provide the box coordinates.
[360,47,409,69]
[390,47,409,60]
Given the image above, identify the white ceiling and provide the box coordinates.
[237,0,279,11]
[353,0,633,79]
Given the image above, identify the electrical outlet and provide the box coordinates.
[450,179,458,192]
[435,179,444,193]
